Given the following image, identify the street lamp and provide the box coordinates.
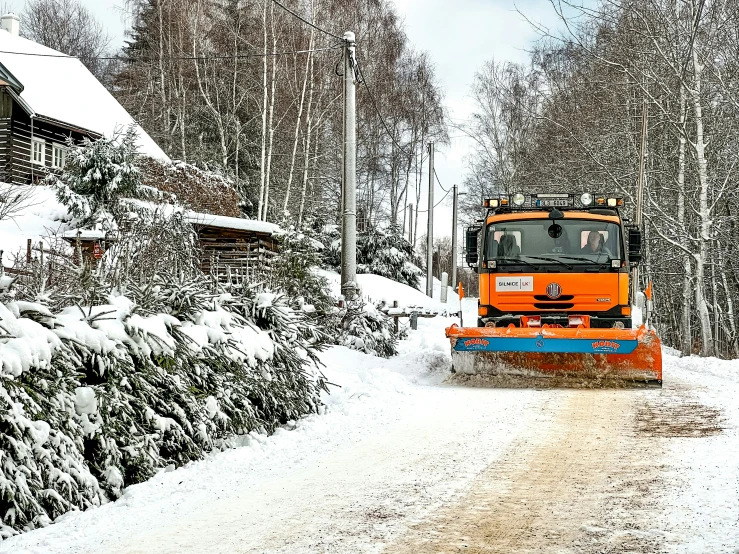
[451,185,467,291]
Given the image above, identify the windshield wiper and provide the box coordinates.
[558,255,609,264]
[494,257,539,268]
[519,255,573,269]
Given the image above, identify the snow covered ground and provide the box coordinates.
[659,354,739,553]
[3,281,739,552]
[0,185,70,264]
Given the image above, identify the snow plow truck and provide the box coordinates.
[447,192,662,386]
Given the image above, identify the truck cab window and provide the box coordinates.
[484,219,621,264]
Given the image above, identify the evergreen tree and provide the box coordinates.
[47,128,146,231]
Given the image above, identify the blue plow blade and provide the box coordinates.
[453,336,639,355]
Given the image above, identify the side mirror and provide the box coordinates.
[465,227,479,267]
[628,227,642,264]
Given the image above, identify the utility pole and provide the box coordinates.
[408,203,414,245]
[632,100,648,304]
[426,142,434,297]
[340,31,357,300]
[451,184,458,291]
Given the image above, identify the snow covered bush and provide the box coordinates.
[321,224,421,289]
[47,128,151,232]
[336,298,398,358]
[139,157,240,218]
[272,220,334,320]
[0,301,103,538]
[0,269,327,537]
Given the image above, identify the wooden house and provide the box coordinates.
[0,13,280,278]
[185,213,281,280]
[0,13,167,185]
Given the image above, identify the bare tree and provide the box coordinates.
[0,184,36,223]
[21,0,112,82]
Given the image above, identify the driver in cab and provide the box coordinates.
[581,230,611,256]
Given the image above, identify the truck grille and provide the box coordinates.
[534,295,574,301]
[533,303,575,310]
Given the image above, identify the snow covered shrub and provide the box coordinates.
[336,298,398,358]
[106,209,199,288]
[58,274,327,498]
[272,221,334,320]
[47,127,150,232]
[320,224,421,289]
[0,302,103,538]
[223,288,327,425]
[139,157,240,218]
[0,266,328,533]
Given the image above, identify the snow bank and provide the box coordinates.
[0,185,71,264]
[318,269,456,314]
[658,353,739,552]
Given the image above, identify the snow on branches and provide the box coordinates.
[47,128,145,232]
[0,273,326,538]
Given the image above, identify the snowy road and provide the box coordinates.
[4,307,739,553]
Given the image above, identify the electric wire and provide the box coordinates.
[0,44,343,62]
[434,168,450,193]
[355,47,451,214]
[416,188,452,213]
[269,0,344,41]
[355,56,416,159]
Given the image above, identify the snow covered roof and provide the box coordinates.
[61,229,106,241]
[0,29,169,161]
[185,212,281,235]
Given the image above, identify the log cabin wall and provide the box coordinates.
[0,87,95,184]
[0,88,11,183]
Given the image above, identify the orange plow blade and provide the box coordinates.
[446,324,662,386]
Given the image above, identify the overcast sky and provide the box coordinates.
[4,0,561,240]
[392,0,560,240]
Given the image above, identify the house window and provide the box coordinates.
[52,144,66,168]
[31,138,45,165]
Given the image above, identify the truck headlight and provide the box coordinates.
[580,192,593,206]
[512,193,525,206]
[611,259,620,268]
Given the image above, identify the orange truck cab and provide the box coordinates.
[465,192,643,330]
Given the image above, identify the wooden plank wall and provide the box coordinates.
[0,117,9,183]
[10,110,78,185]
[196,226,279,283]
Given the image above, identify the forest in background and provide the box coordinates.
[112,0,447,237]
[460,0,739,359]
[18,0,739,359]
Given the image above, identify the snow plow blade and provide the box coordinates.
[446,324,662,387]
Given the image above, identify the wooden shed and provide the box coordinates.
[185,212,281,280]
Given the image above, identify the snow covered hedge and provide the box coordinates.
[335,299,399,358]
[0,274,326,538]
[320,225,421,289]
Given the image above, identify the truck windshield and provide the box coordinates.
[484,219,622,265]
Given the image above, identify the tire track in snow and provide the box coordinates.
[95,387,548,553]
[389,389,669,553]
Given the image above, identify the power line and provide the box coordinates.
[416,188,452,213]
[356,50,451,212]
[0,44,343,62]
[434,168,450,193]
[355,56,416,159]
[270,0,343,41]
